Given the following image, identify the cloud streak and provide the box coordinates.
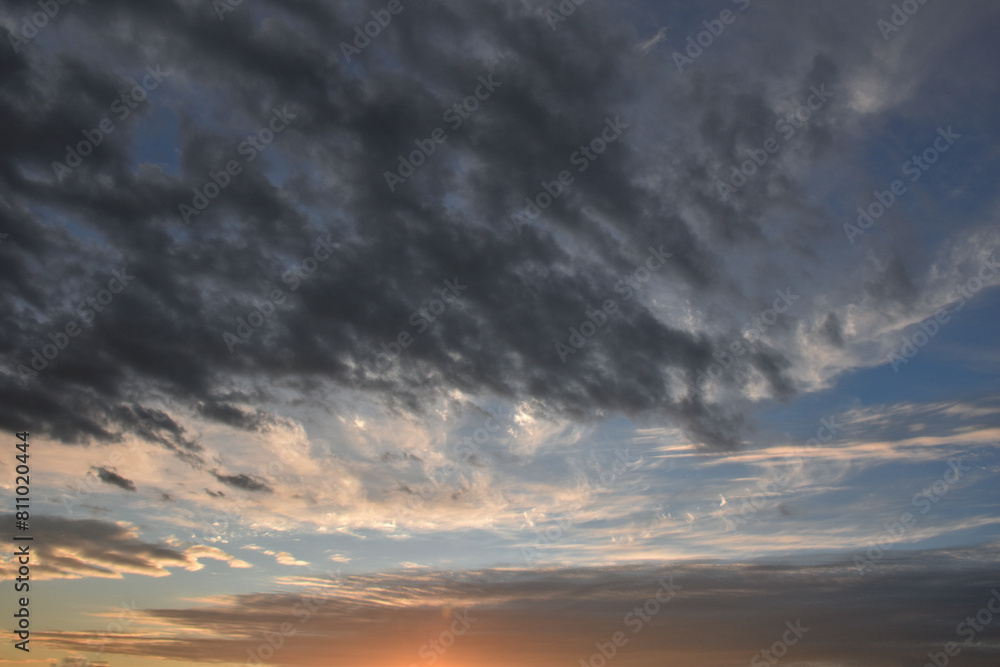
[36,551,1000,666]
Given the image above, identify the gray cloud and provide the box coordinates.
[93,466,137,492]
[213,471,273,493]
[0,0,997,459]
[0,514,234,579]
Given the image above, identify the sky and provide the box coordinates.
[0,0,999,665]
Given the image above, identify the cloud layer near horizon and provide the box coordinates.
[34,553,1000,667]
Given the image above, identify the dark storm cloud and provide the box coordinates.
[93,466,137,491]
[820,312,845,347]
[196,400,277,431]
[0,0,994,454]
[110,403,202,461]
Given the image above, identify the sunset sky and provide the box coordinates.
[1,0,999,665]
